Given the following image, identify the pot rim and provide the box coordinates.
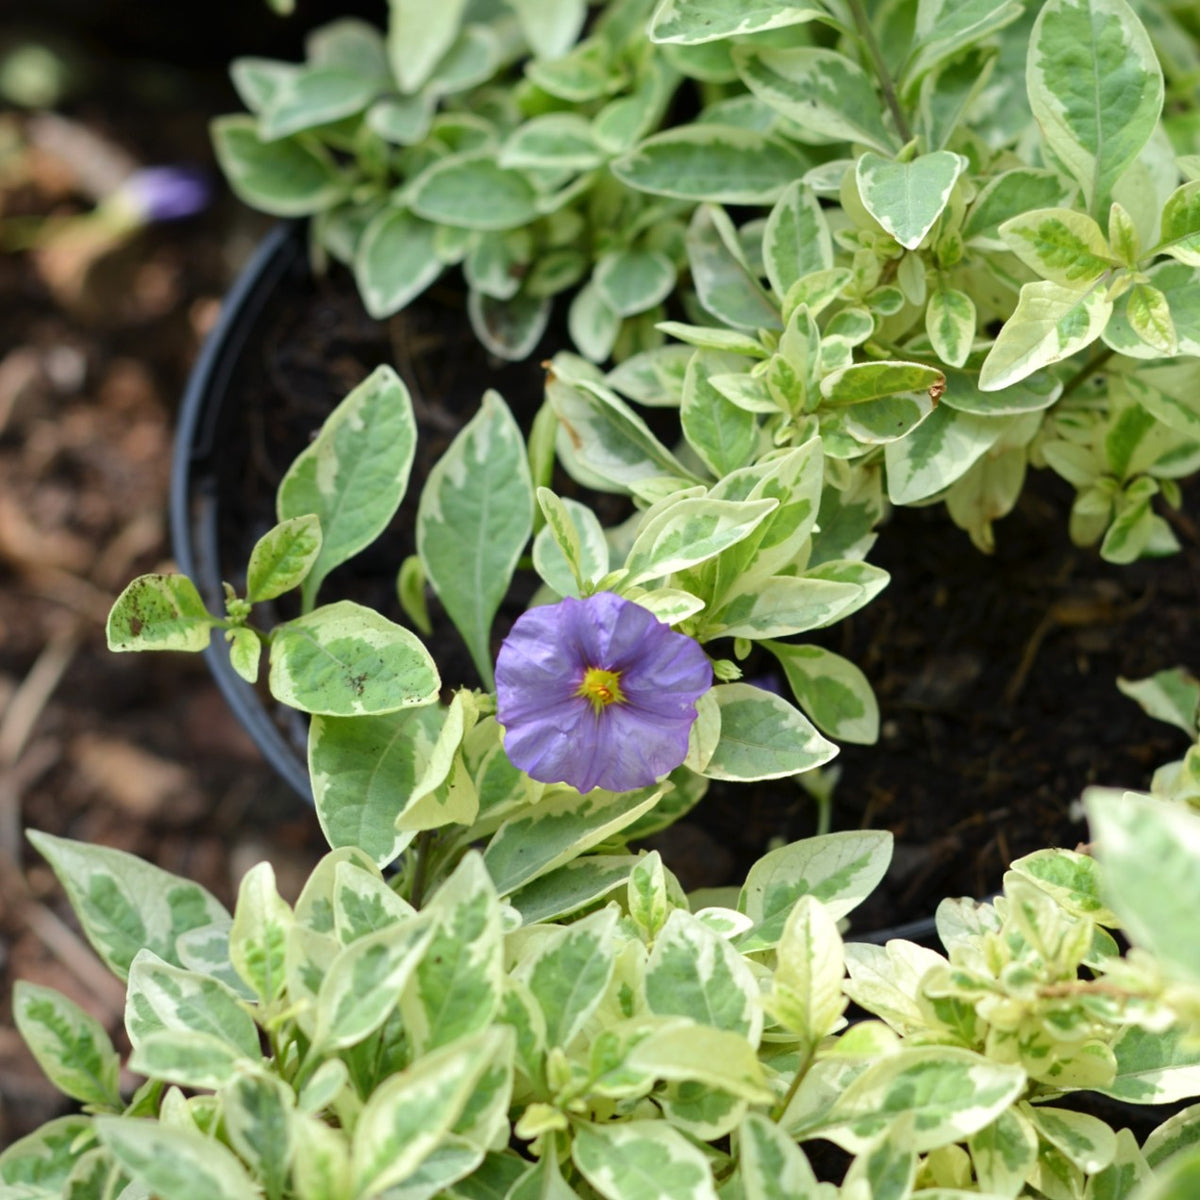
[170,220,313,801]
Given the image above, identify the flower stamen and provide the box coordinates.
[578,666,625,713]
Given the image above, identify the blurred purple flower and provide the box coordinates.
[119,167,211,222]
[495,592,712,793]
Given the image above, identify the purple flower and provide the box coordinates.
[495,592,713,793]
[118,167,211,222]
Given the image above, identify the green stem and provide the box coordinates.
[770,1046,817,1124]
[815,790,832,838]
[1057,346,1116,402]
[410,829,435,908]
[845,0,914,145]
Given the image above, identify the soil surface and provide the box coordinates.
[204,248,1200,935]
[3,8,1200,1154]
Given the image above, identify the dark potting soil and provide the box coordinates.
[210,260,1200,933]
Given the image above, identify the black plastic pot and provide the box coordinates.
[170,222,946,944]
[171,221,313,802]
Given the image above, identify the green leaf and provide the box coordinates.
[211,115,347,217]
[229,861,292,1003]
[313,917,434,1051]
[0,1115,94,1193]
[291,1114,352,1199]
[548,371,698,495]
[229,56,298,114]
[386,0,468,91]
[515,907,618,1049]
[737,830,893,949]
[594,249,677,318]
[1126,283,1178,355]
[821,360,945,407]
[1006,847,1117,923]
[962,168,1074,246]
[769,894,846,1047]
[246,514,322,603]
[270,601,440,716]
[468,290,552,362]
[223,1071,295,1199]
[125,950,260,1061]
[368,94,434,145]
[226,626,261,685]
[1026,0,1163,214]
[27,831,229,981]
[1144,1103,1200,1170]
[649,0,825,44]
[309,707,441,866]
[1095,1023,1200,1103]
[646,906,761,1040]
[568,282,621,363]
[1024,1105,1115,1174]
[277,364,416,609]
[96,1116,258,1200]
[400,853,502,1054]
[532,490,609,597]
[628,1023,771,1104]
[1157,181,1200,266]
[681,354,762,477]
[855,151,967,250]
[572,1120,717,1200]
[12,983,121,1109]
[1137,1144,1200,1200]
[925,284,976,368]
[1087,791,1200,986]
[509,856,635,925]
[509,0,587,58]
[612,125,807,204]
[737,1112,825,1200]
[354,207,443,319]
[969,1107,1037,1197]
[416,390,533,689]
[884,405,1007,504]
[763,180,833,298]
[483,785,664,896]
[704,573,873,639]
[410,154,539,231]
[701,683,837,781]
[500,113,602,171]
[978,280,1111,391]
[686,204,779,331]
[821,1047,1026,1152]
[765,641,879,744]
[1117,667,1200,735]
[1105,261,1200,358]
[624,496,777,585]
[331,859,413,945]
[259,66,379,140]
[655,321,767,357]
[106,574,214,653]
[906,0,1025,83]
[997,207,1113,285]
[732,46,895,154]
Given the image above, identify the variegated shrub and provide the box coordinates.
[14,0,1200,1195]
[10,786,1200,1197]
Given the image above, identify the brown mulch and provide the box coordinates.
[0,50,329,1147]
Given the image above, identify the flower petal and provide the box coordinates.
[495,592,712,793]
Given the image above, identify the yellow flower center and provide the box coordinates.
[578,666,625,714]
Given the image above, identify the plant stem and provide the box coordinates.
[1058,346,1116,402]
[770,1047,816,1124]
[845,0,913,145]
[816,790,832,838]
[410,829,435,908]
